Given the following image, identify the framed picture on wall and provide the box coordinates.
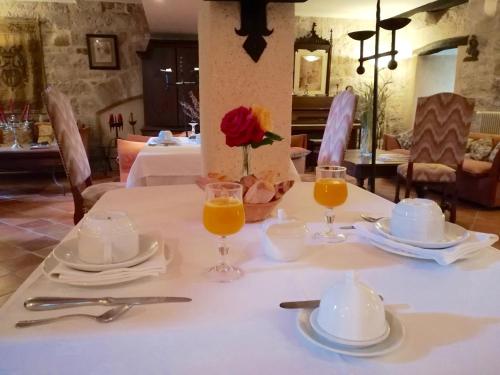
[86,34,120,70]
[293,49,328,96]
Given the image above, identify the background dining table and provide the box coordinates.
[126,137,301,188]
[126,137,202,187]
[1,182,499,374]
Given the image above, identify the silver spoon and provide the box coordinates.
[361,214,384,223]
[15,304,132,328]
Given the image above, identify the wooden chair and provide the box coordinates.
[290,134,311,174]
[43,86,124,224]
[395,92,475,222]
[317,91,358,166]
[117,139,146,183]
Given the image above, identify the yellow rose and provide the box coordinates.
[251,106,272,132]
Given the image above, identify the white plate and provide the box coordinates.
[53,234,159,272]
[43,243,172,287]
[297,309,404,357]
[375,218,469,249]
[309,308,390,348]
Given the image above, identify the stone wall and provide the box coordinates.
[455,0,500,112]
[295,3,470,133]
[0,0,149,162]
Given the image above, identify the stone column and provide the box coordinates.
[198,2,294,181]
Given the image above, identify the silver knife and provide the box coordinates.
[280,295,383,309]
[279,300,320,309]
[24,296,192,311]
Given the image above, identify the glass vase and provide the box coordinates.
[360,111,373,157]
[242,145,251,176]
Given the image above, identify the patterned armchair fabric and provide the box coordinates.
[317,91,358,166]
[409,93,475,167]
[396,92,475,222]
[43,86,91,188]
[397,93,475,182]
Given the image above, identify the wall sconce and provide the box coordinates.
[303,55,321,62]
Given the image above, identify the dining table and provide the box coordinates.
[1,182,499,374]
[126,137,301,188]
[126,137,202,188]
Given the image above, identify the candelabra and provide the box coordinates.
[108,113,124,146]
[128,112,137,135]
[348,0,410,193]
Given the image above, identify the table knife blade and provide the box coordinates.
[24,296,192,311]
[279,300,320,309]
[280,295,383,309]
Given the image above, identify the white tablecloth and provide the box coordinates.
[1,183,500,374]
[126,137,202,187]
[126,138,301,187]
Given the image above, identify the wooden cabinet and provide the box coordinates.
[138,40,199,135]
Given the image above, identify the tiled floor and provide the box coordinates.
[0,172,498,308]
[0,173,113,306]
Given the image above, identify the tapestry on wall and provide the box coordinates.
[0,18,45,112]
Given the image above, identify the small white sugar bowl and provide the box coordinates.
[390,198,445,242]
[316,272,388,342]
[78,211,139,264]
[261,209,307,262]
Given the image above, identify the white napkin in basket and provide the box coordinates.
[354,221,498,265]
[49,248,168,283]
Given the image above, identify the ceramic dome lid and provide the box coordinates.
[316,272,387,342]
[80,211,136,237]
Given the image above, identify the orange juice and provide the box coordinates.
[203,197,245,236]
[314,178,348,208]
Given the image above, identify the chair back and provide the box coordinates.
[43,86,92,190]
[410,93,475,167]
[317,91,358,165]
[117,139,145,182]
[291,134,308,148]
[127,134,150,142]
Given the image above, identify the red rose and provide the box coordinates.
[220,106,265,147]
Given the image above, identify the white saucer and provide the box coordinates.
[309,308,390,348]
[375,218,469,249]
[43,241,172,287]
[297,309,404,357]
[53,234,159,271]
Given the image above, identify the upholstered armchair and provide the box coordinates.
[43,86,124,224]
[317,91,358,166]
[395,92,475,222]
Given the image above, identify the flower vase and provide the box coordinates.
[360,111,373,157]
[242,145,251,177]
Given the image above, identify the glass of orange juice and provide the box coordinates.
[203,182,245,282]
[313,166,348,242]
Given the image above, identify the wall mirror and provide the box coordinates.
[293,23,332,96]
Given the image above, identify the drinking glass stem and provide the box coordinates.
[218,236,229,266]
[325,208,335,235]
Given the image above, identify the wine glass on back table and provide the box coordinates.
[314,166,348,242]
[203,182,245,282]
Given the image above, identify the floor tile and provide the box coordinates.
[0,274,23,296]
[0,293,12,307]
[15,264,40,280]
[18,236,59,252]
[1,253,43,272]
[19,219,53,229]
[0,242,29,261]
[32,246,54,258]
[0,264,9,277]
